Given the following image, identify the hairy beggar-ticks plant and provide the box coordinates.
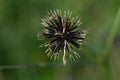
[38,9,87,65]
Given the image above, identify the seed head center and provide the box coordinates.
[56,33,64,38]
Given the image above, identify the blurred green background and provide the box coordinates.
[0,0,120,80]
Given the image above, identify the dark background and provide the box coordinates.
[0,0,120,80]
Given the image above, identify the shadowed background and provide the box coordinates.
[0,0,120,80]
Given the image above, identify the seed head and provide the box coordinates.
[39,9,87,65]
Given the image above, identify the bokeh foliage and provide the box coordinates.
[0,0,120,80]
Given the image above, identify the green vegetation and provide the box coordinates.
[0,0,120,80]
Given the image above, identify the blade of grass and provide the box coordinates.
[99,8,120,80]
[103,8,120,57]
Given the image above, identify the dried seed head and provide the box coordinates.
[39,9,87,65]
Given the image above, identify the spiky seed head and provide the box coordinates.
[39,9,87,65]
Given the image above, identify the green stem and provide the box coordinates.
[100,8,120,80]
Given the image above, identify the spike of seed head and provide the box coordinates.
[39,9,87,65]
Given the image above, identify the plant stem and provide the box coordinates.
[100,8,120,80]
